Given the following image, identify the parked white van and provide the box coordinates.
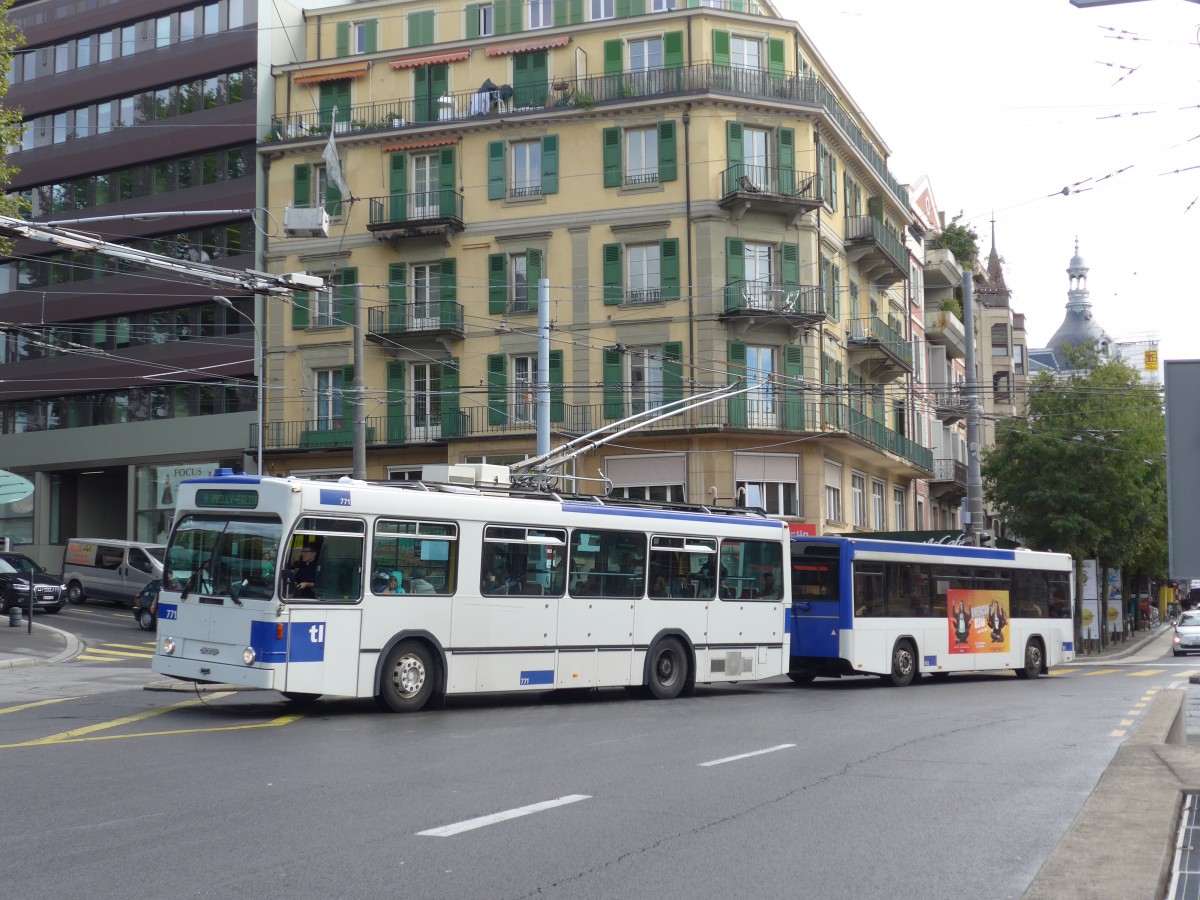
[62,538,166,606]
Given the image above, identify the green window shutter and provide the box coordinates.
[617,0,631,17]
[569,0,583,24]
[664,31,683,69]
[389,152,407,220]
[467,4,481,39]
[660,239,679,301]
[440,358,462,437]
[602,127,622,188]
[725,237,744,311]
[336,21,350,57]
[553,0,568,26]
[341,365,356,429]
[494,0,508,33]
[408,11,434,47]
[439,146,456,215]
[487,354,507,426]
[727,341,747,427]
[777,127,795,194]
[830,157,838,212]
[438,258,457,312]
[387,361,406,442]
[365,20,378,53]
[604,39,623,75]
[662,341,683,405]
[541,134,558,195]
[549,349,564,423]
[712,30,730,67]
[388,262,406,330]
[868,195,883,221]
[293,164,311,207]
[414,64,432,123]
[338,267,357,325]
[602,243,623,305]
[603,347,624,419]
[658,121,676,182]
[488,253,507,314]
[527,248,542,287]
[816,147,825,202]
[630,0,645,14]
[508,0,522,32]
[781,243,799,287]
[767,38,785,77]
[726,121,743,177]
[782,344,805,430]
[292,290,310,329]
[488,141,506,200]
[323,171,341,217]
[429,63,448,103]
[832,263,841,318]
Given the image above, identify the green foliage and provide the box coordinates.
[939,296,963,320]
[933,217,980,270]
[0,0,25,253]
[982,357,1166,581]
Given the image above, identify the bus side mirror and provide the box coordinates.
[281,568,296,600]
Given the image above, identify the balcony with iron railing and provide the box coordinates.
[929,457,968,501]
[367,190,464,238]
[718,164,821,223]
[269,62,906,207]
[844,215,909,285]
[722,281,828,323]
[847,316,913,378]
[931,387,968,424]
[366,302,466,341]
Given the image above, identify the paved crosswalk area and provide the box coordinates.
[75,641,156,663]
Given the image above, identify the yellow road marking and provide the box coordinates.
[0,693,234,748]
[1110,729,1127,737]
[0,713,305,747]
[83,647,154,659]
[75,655,122,663]
[1129,670,1165,677]
[1121,719,1135,727]
[102,643,157,651]
[1128,709,1143,716]
[0,697,79,715]
[1084,668,1121,676]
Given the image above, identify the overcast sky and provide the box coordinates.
[778,0,1200,365]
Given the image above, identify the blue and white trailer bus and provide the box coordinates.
[788,536,1075,686]
[152,467,792,711]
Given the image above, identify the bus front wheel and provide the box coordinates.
[1015,639,1044,680]
[379,640,436,712]
[883,640,917,687]
[787,672,816,685]
[647,637,688,700]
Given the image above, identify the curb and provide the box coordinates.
[0,619,83,670]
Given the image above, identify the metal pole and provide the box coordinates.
[536,277,550,458]
[214,296,262,475]
[353,282,366,480]
[962,269,985,542]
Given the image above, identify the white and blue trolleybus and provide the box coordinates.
[152,467,792,711]
[788,536,1075,685]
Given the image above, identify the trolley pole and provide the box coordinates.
[353,281,367,480]
[536,277,551,458]
[962,267,986,544]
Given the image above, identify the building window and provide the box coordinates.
[893,486,907,530]
[627,244,661,304]
[916,498,925,530]
[352,22,372,53]
[629,37,663,71]
[314,369,345,429]
[1014,344,1025,376]
[851,471,867,527]
[871,479,885,530]
[511,140,542,198]
[737,480,798,517]
[590,0,614,20]
[611,484,684,502]
[651,0,678,10]
[991,323,1009,356]
[530,0,552,29]
[746,345,775,427]
[513,355,538,423]
[626,127,659,185]
[310,286,335,328]
[731,36,761,70]
[509,252,530,312]
[824,460,843,523]
[994,371,1011,404]
[468,3,493,37]
[740,240,773,309]
[629,346,664,414]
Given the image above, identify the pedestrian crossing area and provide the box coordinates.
[76,641,156,664]
[1050,665,1199,680]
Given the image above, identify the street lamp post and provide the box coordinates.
[214,295,264,475]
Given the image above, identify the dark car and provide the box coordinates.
[133,578,162,631]
[0,552,66,614]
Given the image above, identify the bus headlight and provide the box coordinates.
[242,646,257,666]
[162,637,176,655]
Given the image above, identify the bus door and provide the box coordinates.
[789,543,842,661]
[282,607,362,697]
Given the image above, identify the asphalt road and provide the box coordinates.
[0,629,1192,900]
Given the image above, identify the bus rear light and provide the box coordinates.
[243,646,257,666]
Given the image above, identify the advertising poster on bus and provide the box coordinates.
[947,589,1010,654]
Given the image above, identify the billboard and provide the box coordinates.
[1166,362,1200,579]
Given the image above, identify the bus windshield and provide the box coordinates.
[168,515,283,601]
[791,542,840,601]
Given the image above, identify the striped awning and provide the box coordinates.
[381,137,460,154]
[294,61,369,86]
[390,49,471,70]
[486,35,570,57]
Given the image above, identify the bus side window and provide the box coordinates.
[853,565,885,617]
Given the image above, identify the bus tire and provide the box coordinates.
[647,637,688,700]
[1015,638,1044,680]
[787,672,816,685]
[883,639,917,687]
[379,640,436,712]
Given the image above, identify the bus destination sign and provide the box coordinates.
[195,488,258,510]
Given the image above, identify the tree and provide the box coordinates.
[982,350,1166,642]
[933,217,980,270]
[0,0,25,251]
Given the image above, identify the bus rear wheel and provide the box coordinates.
[647,637,688,700]
[787,672,816,685]
[379,640,436,712]
[1015,639,1044,680]
[882,639,917,687]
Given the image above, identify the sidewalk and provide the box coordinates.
[0,614,81,669]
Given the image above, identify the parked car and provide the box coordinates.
[1174,610,1200,656]
[0,551,66,614]
[133,578,162,631]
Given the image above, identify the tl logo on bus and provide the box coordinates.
[287,621,327,663]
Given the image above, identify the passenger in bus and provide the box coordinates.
[1049,590,1069,618]
[757,571,780,600]
[409,567,434,594]
[483,563,517,595]
[383,571,405,594]
[291,544,319,599]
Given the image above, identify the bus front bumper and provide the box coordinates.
[152,651,277,690]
